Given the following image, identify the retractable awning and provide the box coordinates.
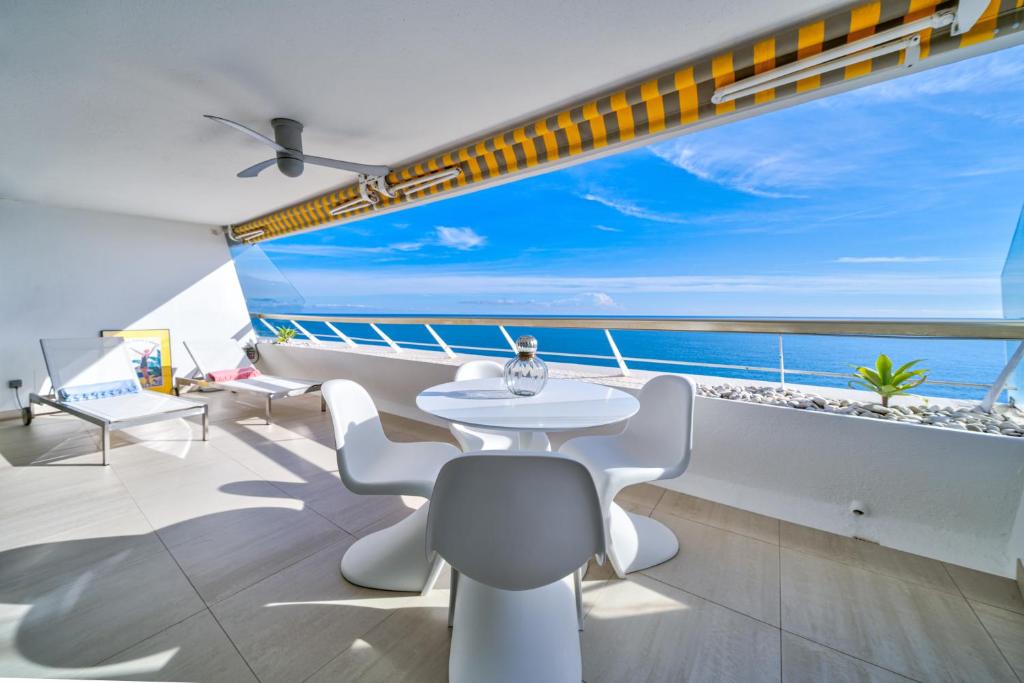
[230,0,1024,243]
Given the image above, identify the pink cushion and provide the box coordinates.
[207,367,262,382]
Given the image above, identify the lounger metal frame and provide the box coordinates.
[26,392,209,466]
[174,375,323,425]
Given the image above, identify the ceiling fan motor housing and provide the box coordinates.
[271,118,304,177]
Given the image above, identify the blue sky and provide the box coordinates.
[242,45,1024,317]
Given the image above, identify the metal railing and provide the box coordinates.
[251,313,1024,408]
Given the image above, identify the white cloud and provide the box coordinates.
[645,61,973,198]
[594,224,622,232]
[581,192,689,224]
[276,267,1001,317]
[435,226,486,250]
[261,226,486,258]
[300,301,372,309]
[287,269,994,298]
[855,48,1024,102]
[586,292,618,308]
[459,297,541,306]
[835,256,943,264]
[832,47,1024,129]
[390,241,425,252]
[649,139,842,198]
[261,243,415,257]
[459,291,618,310]
[952,158,1024,178]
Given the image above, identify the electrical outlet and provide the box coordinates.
[8,379,22,389]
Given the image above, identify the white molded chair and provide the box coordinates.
[560,374,695,577]
[449,360,550,451]
[322,379,461,592]
[427,454,605,683]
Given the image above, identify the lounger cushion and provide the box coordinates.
[207,367,262,382]
[213,376,318,396]
[64,391,204,423]
[58,379,140,403]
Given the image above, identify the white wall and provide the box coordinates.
[259,342,1024,576]
[677,398,1024,576]
[0,199,252,413]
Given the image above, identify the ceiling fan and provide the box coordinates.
[204,115,390,179]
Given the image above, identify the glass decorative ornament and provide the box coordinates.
[504,335,549,396]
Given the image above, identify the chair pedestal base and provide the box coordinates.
[340,504,439,593]
[608,502,679,577]
[450,575,581,683]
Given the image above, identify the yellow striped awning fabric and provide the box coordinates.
[232,0,1024,243]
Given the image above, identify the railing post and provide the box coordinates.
[258,318,279,337]
[778,334,786,389]
[604,329,629,377]
[324,321,358,348]
[370,323,402,353]
[289,320,321,344]
[981,340,1024,411]
[498,325,518,352]
[425,324,456,359]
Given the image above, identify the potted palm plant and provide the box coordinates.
[274,325,297,345]
[849,354,928,407]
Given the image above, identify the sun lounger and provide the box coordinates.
[27,337,208,465]
[178,339,323,424]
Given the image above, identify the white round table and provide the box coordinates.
[416,377,639,683]
[416,377,639,441]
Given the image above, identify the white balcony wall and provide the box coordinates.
[0,199,251,413]
[687,398,1024,576]
[259,342,1024,577]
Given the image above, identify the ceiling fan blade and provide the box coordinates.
[237,158,278,178]
[303,155,390,177]
[204,114,286,153]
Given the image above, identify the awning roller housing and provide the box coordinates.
[231,0,1024,243]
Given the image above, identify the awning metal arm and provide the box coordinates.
[392,168,462,196]
[226,226,266,242]
[712,10,953,104]
[329,175,381,216]
[370,167,463,201]
[952,0,990,36]
[330,169,461,217]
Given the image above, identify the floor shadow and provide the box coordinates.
[0,504,430,679]
[0,399,451,678]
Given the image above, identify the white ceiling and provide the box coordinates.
[0,0,848,227]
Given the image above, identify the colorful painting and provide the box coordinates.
[101,329,173,394]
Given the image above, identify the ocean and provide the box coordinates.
[253,314,1017,402]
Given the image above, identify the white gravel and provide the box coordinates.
[697,384,1024,437]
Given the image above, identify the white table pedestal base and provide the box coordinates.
[450,574,581,683]
[608,502,679,577]
[340,504,440,593]
[511,430,550,451]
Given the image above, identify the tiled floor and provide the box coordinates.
[2,391,1023,682]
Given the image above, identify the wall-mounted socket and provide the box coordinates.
[8,379,22,389]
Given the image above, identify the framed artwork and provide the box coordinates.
[100,329,173,394]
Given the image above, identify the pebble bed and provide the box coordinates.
[697,384,1024,437]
